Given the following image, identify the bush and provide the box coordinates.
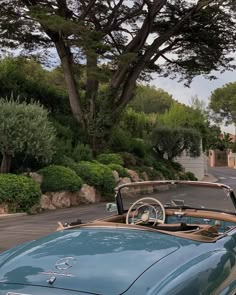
[0,174,41,213]
[38,165,83,192]
[109,127,132,152]
[119,152,137,166]
[108,164,129,177]
[70,161,116,198]
[97,153,124,166]
[72,143,93,162]
[185,171,198,181]
[129,138,147,158]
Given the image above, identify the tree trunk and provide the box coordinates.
[55,40,86,129]
[0,153,12,173]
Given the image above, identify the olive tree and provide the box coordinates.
[152,127,201,160]
[0,99,56,173]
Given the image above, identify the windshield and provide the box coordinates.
[117,181,236,214]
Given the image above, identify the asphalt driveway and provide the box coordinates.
[0,202,112,252]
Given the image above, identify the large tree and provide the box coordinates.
[1,0,236,149]
[209,82,236,125]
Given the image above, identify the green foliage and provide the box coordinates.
[97,153,124,166]
[185,172,198,181]
[129,138,147,158]
[156,102,211,150]
[0,174,41,213]
[0,57,69,113]
[209,82,236,125]
[70,161,116,197]
[0,98,56,171]
[119,152,137,167]
[129,85,174,114]
[152,126,201,160]
[120,108,155,139]
[109,127,132,152]
[108,164,129,177]
[72,143,93,162]
[38,165,83,192]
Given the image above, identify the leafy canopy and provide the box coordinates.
[1,0,236,147]
[152,126,201,160]
[209,82,236,125]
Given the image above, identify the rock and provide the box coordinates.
[70,193,80,206]
[0,203,8,214]
[141,172,149,181]
[112,170,120,184]
[117,177,132,186]
[95,190,102,202]
[78,184,97,204]
[40,194,52,210]
[29,172,43,185]
[127,169,142,182]
[51,192,71,208]
[30,203,43,214]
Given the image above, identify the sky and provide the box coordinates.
[150,70,236,134]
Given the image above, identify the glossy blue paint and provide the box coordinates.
[1,227,236,295]
[0,228,179,294]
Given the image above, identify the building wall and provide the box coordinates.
[176,150,206,180]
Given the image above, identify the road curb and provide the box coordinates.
[0,213,27,219]
[201,173,218,183]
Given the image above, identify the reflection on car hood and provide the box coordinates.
[0,228,180,295]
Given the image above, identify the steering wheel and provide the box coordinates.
[126,197,166,226]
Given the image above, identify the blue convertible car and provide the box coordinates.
[1,180,236,295]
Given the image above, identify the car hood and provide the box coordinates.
[0,228,180,295]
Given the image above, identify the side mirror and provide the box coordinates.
[106,203,118,212]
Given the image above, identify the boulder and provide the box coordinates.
[29,172,43,185]
[127,169,142,182]
[78,184,97,204]
[51,192,71,208]
[141,172,149,181]
[70,193,80,206]
[0,203,8,214]
[112,170,120,184]
[40,194,53,210]
[117,177,132,186]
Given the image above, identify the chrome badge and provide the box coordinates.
[55,257,77,270]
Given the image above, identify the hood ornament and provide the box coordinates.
[39,256,77,281]
[55,257,77,270]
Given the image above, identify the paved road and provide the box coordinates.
[0,202,112,253]
[208,167,236,188]
[1,167,236,253]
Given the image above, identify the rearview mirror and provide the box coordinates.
[106,203,118,212]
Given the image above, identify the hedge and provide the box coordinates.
[97,153,124,166]
[38,165,83,192]
[0,174,41,213]
[70,161,116,198]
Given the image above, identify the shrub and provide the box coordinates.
[129,138,147,158]
[185,171,198,181]
[70,161,116,197]
[108,164,129,177]
[38,165,83,192]
[72,143,93,162]
[0,174,41,213]
[109,127,132,152]
[0,98,56,173]
[119,152,137,166]
[97,153,124,166]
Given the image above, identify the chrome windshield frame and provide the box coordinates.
[115,180,236,215]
